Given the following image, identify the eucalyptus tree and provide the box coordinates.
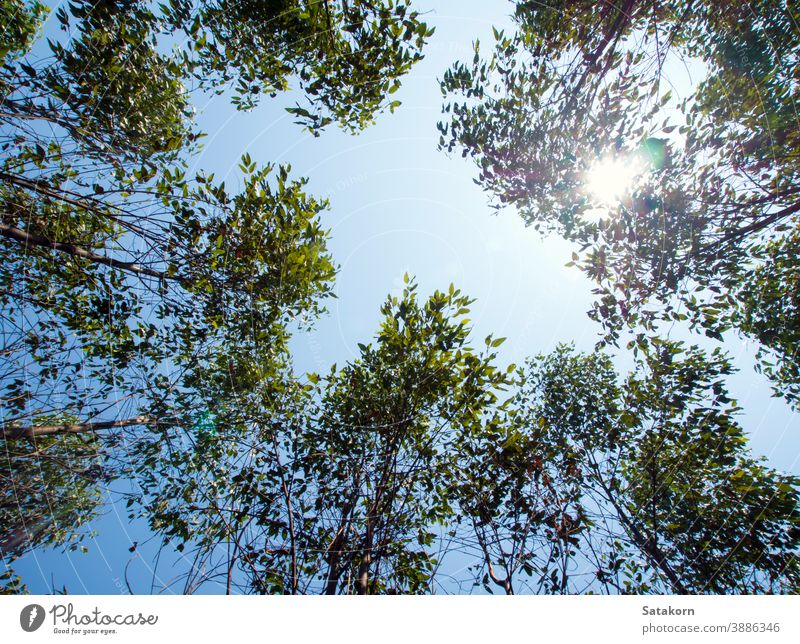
[613,341,800,593]
[0,0,188,583]
[439,0,800,405]
[0,0,420,589]
[132,280,509,594]
[461,341,800,594]
[2,0,431,437]
[1,0,443,432]
[453,350,613,595]
[0,153,335,438]
[127,281,800,595]
[305,279,506,594]
[0,150,334,590]
[1,0,432,592]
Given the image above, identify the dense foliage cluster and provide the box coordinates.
[440,0,800,406]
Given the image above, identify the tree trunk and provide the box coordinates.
[355,520,373,595]
[586,452,690,594]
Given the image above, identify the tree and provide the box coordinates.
[132,280,508,594]
[1,0,430,593]
[438,0,800,405]
[1,0,432,437]
[0,156,335,437]
[0,150,335,590]
[0,0,362,590]
[473,341,800,594]
[453,348,615,594]
[454,409,589,594]
[306,280,506,594]
[0,0,345,434]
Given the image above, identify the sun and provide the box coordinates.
[585,156,643,205]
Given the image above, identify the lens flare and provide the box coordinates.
[585,156,643,205]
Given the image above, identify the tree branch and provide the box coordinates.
[0,221,173,281]
[2,415,159,440]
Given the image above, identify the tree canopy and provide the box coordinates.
[439,0,800,406]
[1,0,798,596]
[163,0,434,129]
[106,284,800,594]
[0,0,434,439]
[1,0,426,589]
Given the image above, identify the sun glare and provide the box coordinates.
[585,156,643,205]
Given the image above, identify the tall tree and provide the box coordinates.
[0,0,348,434]
[439,0,800,405]
[133,280,508,594]
[467,341,800,594]
[0,0,376,588]
[306,279,506,594]
[0,417,109,594]
[1,0,429,592]
[129,285,800,594]
[1,0,430,437]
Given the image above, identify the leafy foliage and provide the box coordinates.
[128,284,800,594]
[0,420,109,593]
[0,0,430,592]
[0,0,365,577]
[134,280,507,594]
[1,428,107,558]
[439,0,800,405]
[163,0,434,129]
[469,342,800,594]
[0,0,341,432]
[1,0,797,598]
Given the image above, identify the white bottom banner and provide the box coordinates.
[1,596,797,643]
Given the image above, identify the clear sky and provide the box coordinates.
[13,0,800,594]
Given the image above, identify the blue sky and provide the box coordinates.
[12,0,800,594]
